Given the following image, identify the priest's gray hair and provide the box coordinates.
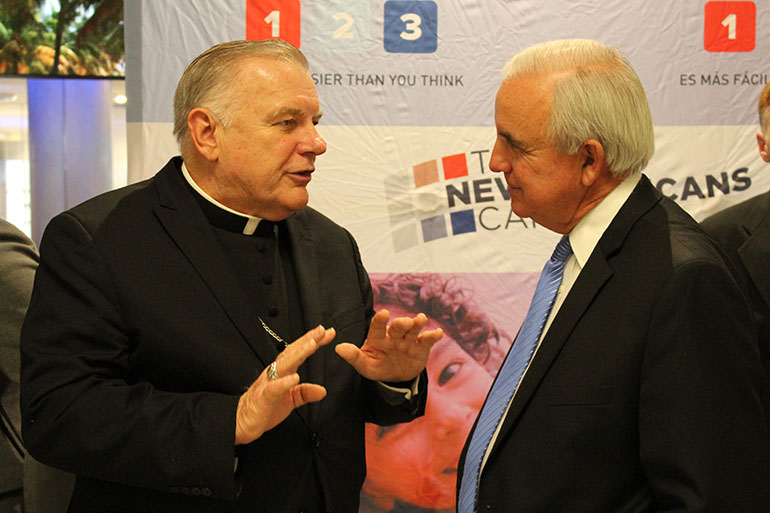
[172,39,308,151]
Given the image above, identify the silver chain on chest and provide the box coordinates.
[258,316,289,350]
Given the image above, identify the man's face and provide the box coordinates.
[489,75,585,233]
[211,58,327,220]
[757,119,770,163]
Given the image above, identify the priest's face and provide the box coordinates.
[209,57,327,220]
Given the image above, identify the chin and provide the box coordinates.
[510,203,529,219]
[282,196,310,215]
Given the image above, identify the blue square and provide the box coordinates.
[384,1,438,54]
[450,210,476,235]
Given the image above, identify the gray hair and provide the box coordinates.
[502,39,655,178]
[172,39,309,151]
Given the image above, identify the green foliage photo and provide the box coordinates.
[0,0,124,76]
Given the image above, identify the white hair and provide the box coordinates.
[502,39,655,178]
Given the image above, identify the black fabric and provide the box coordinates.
[21,157,428,513]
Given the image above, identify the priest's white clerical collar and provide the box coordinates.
[181,161,262,235]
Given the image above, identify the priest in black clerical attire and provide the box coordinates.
[20,39,442,513]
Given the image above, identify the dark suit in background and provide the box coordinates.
[0,218,73,513]
[457,39,770,513]
[0,217,32,512]
[702,191,770,431]
[701,81,770,431]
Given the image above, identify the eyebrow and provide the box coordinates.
[498,130,529,153]
[271,107,324,122]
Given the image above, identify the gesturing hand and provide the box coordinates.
[335,310,443,382]
[235,325,335,445]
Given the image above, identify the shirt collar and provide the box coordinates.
[568,173,641,268]
[181,161,263,235]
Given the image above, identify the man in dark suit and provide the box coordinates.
[0,217,35,512]
[20,39,442,513]
[456,39,770,513]
[701,82,770,431]
[1,218,74,513]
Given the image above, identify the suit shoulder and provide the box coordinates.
[56,178,155,236]
[701,191,770,237]
[0,218,36,252]
[292,206,353,235]
[655,199,729,271]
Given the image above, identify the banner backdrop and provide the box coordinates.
[125,1,769,511]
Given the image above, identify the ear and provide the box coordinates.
[187,108,221,162]
[757,131,770,162]
[578,139,605,187]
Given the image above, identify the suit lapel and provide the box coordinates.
[491,176,660,454]
[152,160,278,369]
[737,192,770,311]
[285,212,324,426]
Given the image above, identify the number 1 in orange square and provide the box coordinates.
[704,1,755,52]
[246,0,301,48]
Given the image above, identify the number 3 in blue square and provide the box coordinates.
[384,1,437,53]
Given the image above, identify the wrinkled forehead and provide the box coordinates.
[227,57,319,106]
[233,56,313,87]
[494,76,554,134]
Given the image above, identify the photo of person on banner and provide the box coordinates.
[360,274,509,513]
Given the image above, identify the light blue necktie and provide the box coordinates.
[457,235,573,513]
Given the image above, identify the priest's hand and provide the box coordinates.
[335,310,443,382]
[235,325,335,445]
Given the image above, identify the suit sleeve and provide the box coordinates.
[639,258,770,512]
[20,213,241,500]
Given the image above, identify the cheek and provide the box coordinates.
[468,374,494,406]
[366,423,423,464]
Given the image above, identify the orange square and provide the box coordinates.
[246,0,301,48]
[442,153,468,180]
[704,1,755,52]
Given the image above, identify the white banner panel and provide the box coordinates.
[124,1,770,511]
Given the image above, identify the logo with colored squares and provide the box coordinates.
[384,149,530,252]
[246,0,438,54]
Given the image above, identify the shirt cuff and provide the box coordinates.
[378,374,421,400]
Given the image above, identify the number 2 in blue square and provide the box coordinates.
[384,1,437,53]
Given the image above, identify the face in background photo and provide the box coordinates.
[361,274,506,513]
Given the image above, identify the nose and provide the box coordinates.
[300,125,327,156]
[488,139,509,173]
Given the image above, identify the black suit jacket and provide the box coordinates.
[701,190,770,431]
[20,158,426,513]
[458,176,770,513]
[0,217,37,496]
